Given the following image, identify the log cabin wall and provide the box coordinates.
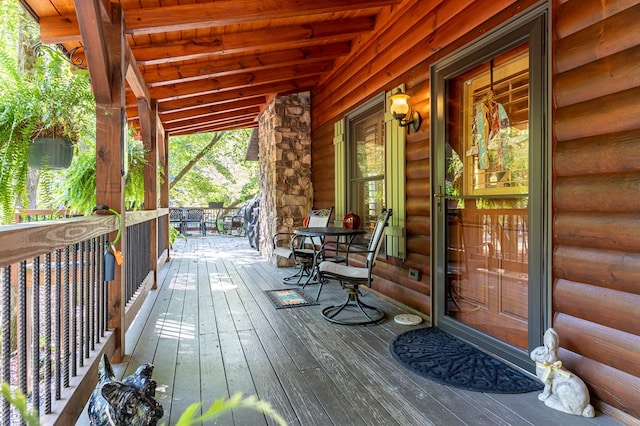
[311,0,640,421]
[552,0,640,420]
[311,0,540,317]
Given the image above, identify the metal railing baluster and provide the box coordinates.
[1,266,10,426]
[54,249,62,401]
[71,244,78,376]
[44,253,52,413]
[18,261,27,401]
[31,256,40,416]
[79,241,85,366]
[83,240,90,362]
[89,238,95,350]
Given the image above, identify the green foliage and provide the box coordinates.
[169,130,258,207]
[169,226,186,245]
[0,0,256,221]
[2,383,286,426]
[55,137,147,215]
[1,383,40,426]
[171,392,287,426]
[0,0,94,223]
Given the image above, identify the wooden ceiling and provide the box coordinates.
[20,0,402,136]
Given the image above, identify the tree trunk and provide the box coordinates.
[169,132,222,189]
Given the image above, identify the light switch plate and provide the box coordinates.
[409,268,421,280]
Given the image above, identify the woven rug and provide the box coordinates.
[390,327,543,393]
[264,289,319,309]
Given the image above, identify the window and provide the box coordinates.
[334,90,405,258]
[347,100,385,232]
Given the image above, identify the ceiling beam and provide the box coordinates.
[73,0,112,103]
[161,104,262,124]
[131,17,372,66]
[125,0,399,35]
[127,97,266,121]
[163,107,260,127]
[168,119,259,136]
[40,1,396,43]
[125,45,150,102]
[153,78,319,113]
[147,62,331,103]
[164,111,258,132]
[126,95,267,119]
[141,42,351,87]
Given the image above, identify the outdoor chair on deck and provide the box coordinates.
[272,207,333,286]
[169,208,185,234]
[184,208,205,236]
[317,209,392,325]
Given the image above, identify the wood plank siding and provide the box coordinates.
[553,0,640,420]
[310,0,640,421]
[311,0,540,316]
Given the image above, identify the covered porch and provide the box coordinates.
[86,234,616,426]
[5,0,640,423]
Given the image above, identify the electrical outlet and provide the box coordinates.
[408,268,421,280]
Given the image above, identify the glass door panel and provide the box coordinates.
[445,46,530,350]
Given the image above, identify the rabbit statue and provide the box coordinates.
[529,328,595,417]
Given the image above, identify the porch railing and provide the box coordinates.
[0,209,169,425]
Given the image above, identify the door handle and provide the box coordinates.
[434,186,444,205]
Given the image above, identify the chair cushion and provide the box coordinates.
[273,247,294,259]
[319,261,368,281]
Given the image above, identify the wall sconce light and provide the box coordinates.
[389,89,422,133]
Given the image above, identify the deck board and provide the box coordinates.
[93,235,621,426]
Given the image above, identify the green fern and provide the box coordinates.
[0,0,94,223]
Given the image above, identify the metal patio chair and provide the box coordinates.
[317,208,392,325]
[272,206,333,285]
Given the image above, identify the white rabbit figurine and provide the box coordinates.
[529,328,595,418]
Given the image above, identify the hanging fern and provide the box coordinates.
[0,0,95,223]
[56,136,147,215]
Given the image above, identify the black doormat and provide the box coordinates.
[264,289,319,309]
[389,327,543,393]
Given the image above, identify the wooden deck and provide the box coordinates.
[91,235,619,426]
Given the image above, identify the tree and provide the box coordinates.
[169,130,258,207]
[169,132,223,190]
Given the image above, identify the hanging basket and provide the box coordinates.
[28,137,74,170]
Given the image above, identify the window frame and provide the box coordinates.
[345,93,386,232]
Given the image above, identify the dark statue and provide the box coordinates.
[88,354,164,425]
[244,195,260,250]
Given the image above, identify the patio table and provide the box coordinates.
[293,226,366,292]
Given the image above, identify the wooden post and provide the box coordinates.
[138,98,159,288]
[77,0,127,361]
[160,131,170,259]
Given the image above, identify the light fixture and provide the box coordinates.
[389,89,422,133]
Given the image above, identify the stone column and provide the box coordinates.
[257,92,312,265]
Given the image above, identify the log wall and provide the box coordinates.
[310,0,640,421]
[310,0,535,317]
[553,0,640,419]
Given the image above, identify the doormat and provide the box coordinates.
[264,289,319,309]
[389,327,543,393]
